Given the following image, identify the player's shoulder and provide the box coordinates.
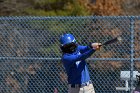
[61,53,74,62]
[62,53,73,58]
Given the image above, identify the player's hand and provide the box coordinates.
[91,43,102,50]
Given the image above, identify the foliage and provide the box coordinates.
[24,0,90,16]
[0,0,140,16]
[0,0,90,16]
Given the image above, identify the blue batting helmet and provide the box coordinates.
[60,34,76,46]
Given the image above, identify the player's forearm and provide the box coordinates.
[76,49,95,61]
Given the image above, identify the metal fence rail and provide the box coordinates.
[0,16,140,93]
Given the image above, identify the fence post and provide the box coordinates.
[130,16,135,93]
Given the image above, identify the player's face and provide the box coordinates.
[61,42,77,53]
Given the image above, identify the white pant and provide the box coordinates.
[68,84,95,93]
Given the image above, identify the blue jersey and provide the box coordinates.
[61,45,95,84]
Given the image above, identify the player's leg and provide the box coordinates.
[81,84,95,93]
[68,85,80,93]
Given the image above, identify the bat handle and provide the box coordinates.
[96,44,102,50]
[98,44,103,47]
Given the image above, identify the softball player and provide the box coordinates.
[60,33,101,93]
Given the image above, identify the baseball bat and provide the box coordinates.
[100,36,122,46]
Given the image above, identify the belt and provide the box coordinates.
[70,80,92,88]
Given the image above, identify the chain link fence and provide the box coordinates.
[0,16,140,93]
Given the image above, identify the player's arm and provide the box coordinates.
[78,45,91,53]
[63,45,99,63]
[62,49,95,66]
[78,43,101,53]
[75,49,95,61]
[62,43,101,66]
